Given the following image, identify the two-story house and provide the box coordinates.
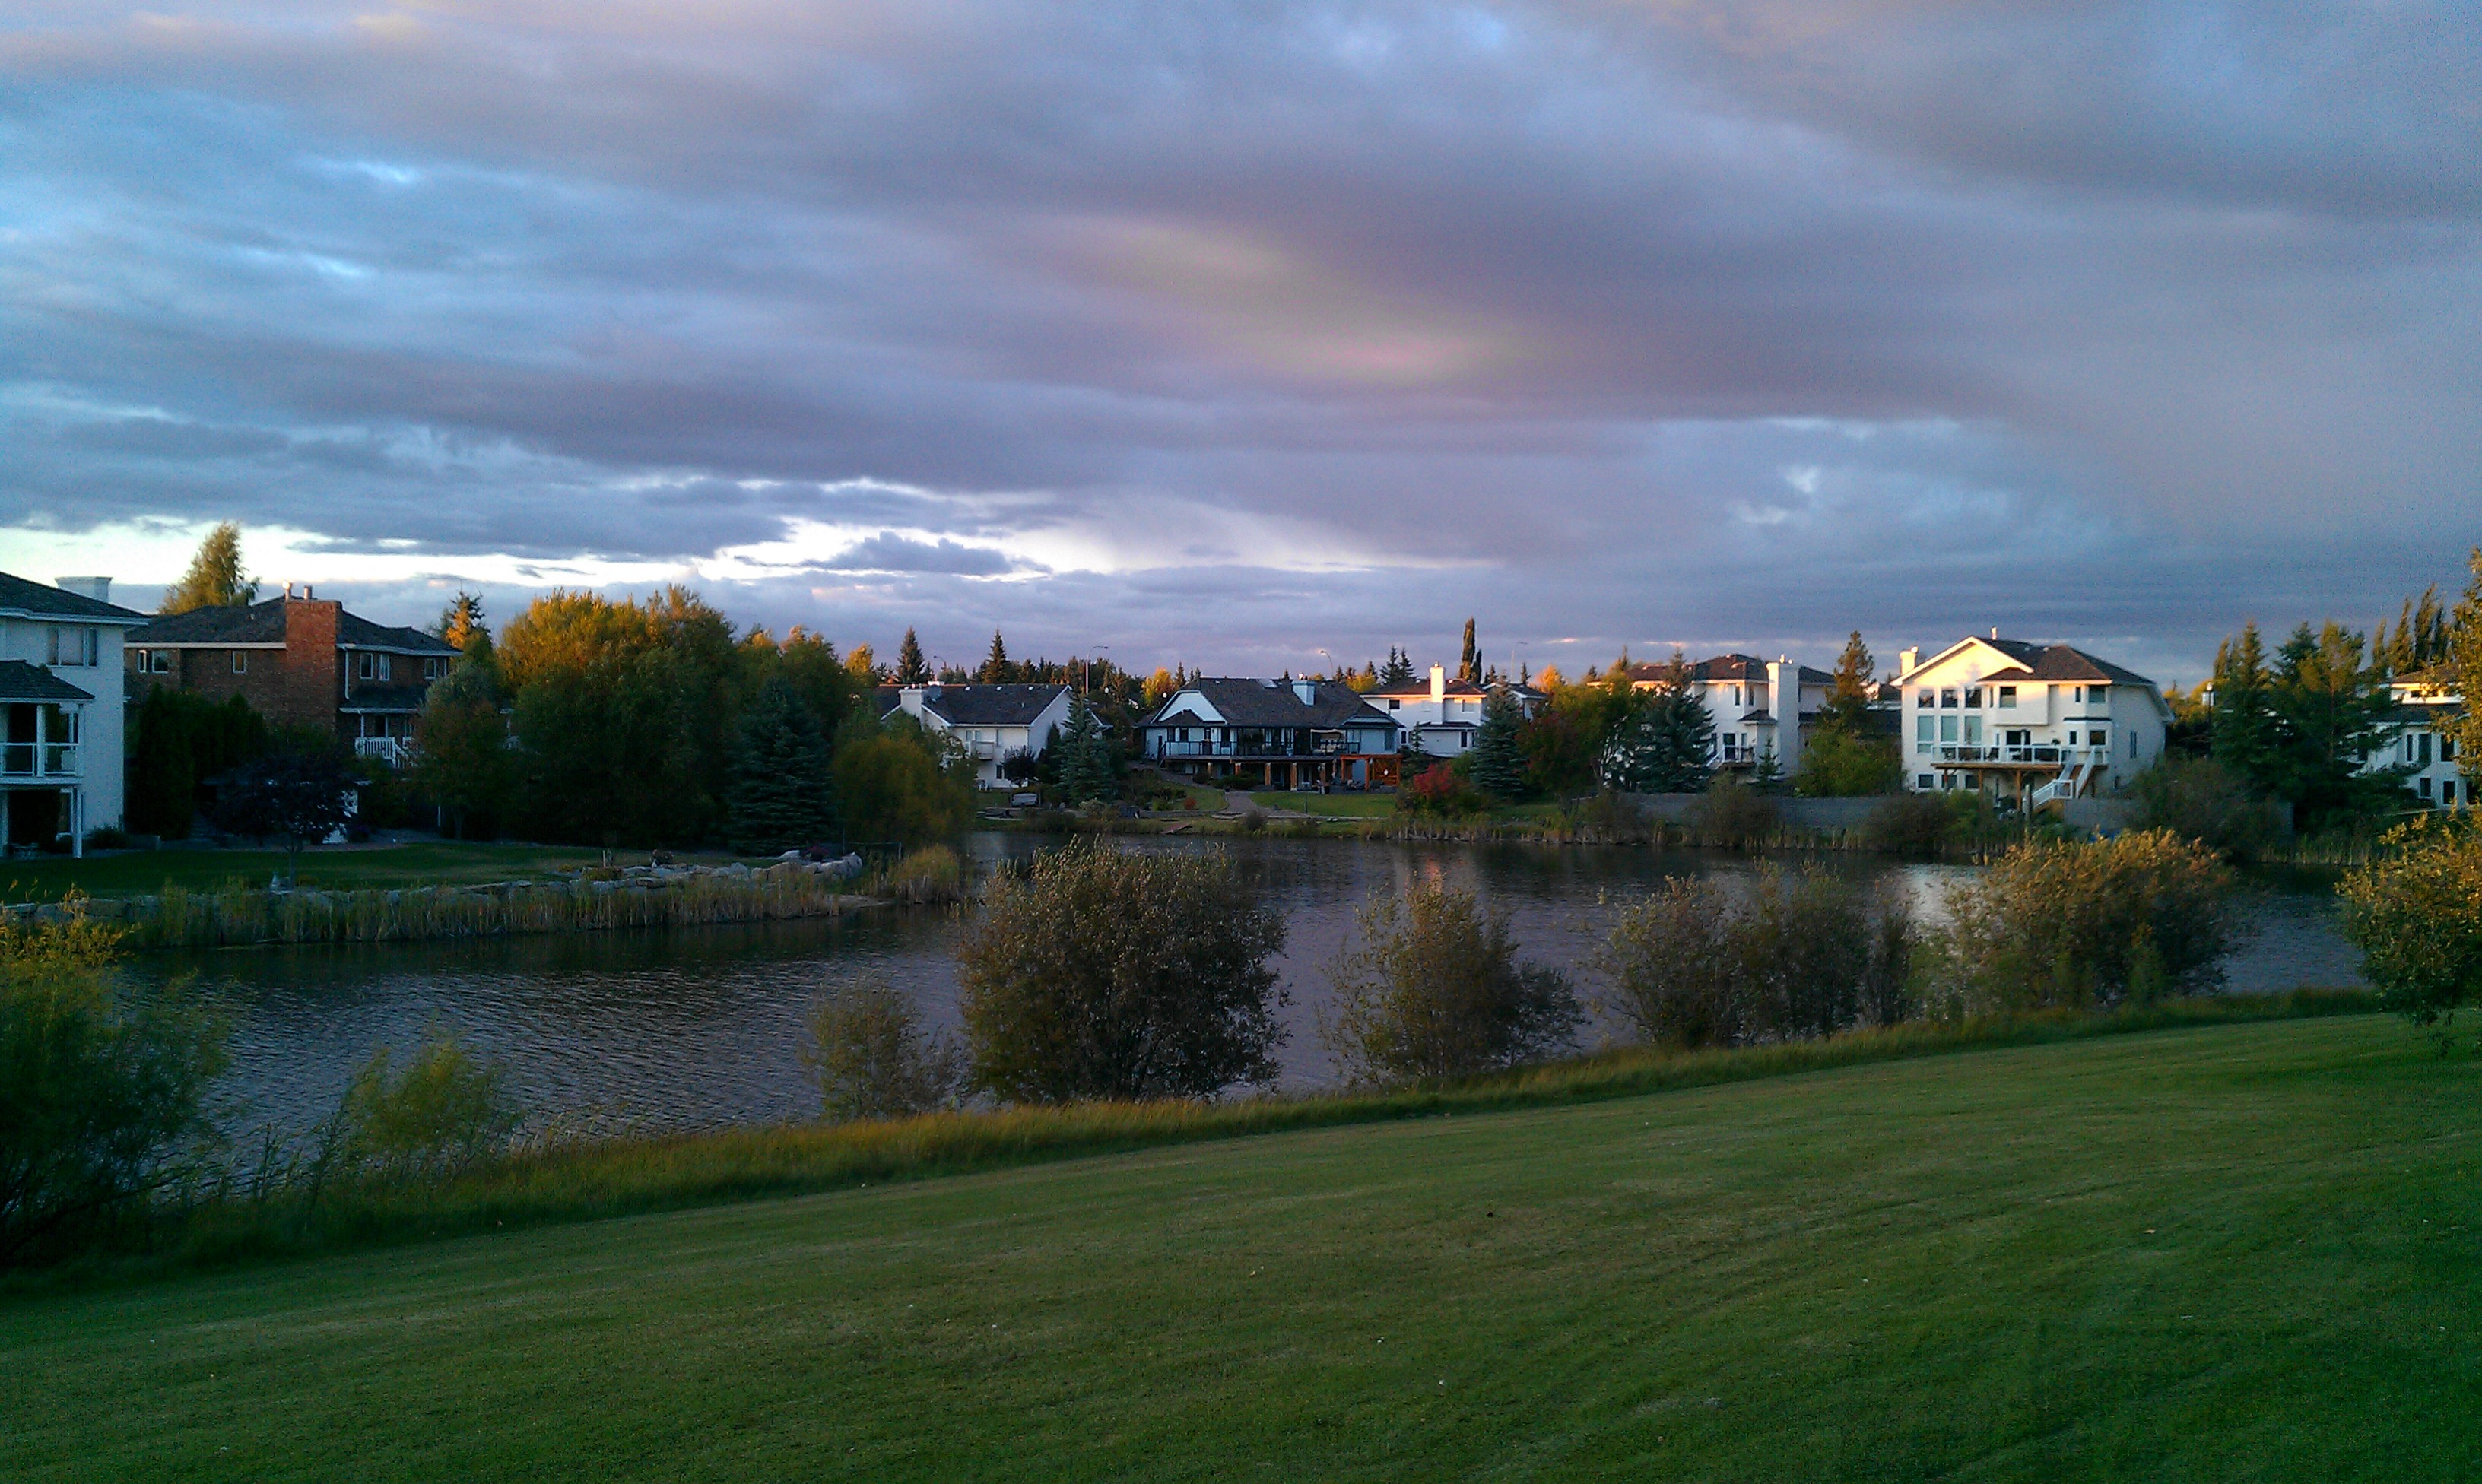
[878,683,1075,788]
[1,572,149,855]
[1141,677,1401,788]
[1364,666,1542,756]
[1896,634,2169,805]
[2372,672,2467,809]
[124,587,461,763]
[1621,654,1835,777]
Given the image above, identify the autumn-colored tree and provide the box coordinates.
[160,523,257,614]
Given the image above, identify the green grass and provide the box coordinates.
[2,842,742,905]
[11,1007,2477,1480]
[1249,789,1401,817]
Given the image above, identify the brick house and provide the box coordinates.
[125,588,461,763]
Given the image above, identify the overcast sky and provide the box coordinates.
[4,2,2477,683]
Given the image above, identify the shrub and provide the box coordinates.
[0,905,228,1264]
[1598,869,1913,1049]
[957,841,1287,1102]
[1559,790,1652,844]
[1792,725,1901,797]
[1398,765,1487,817]
[1240,806,1268,833]
[808,981,965,1121]
[322,1030,521,1186]
[81,826,137,851]
[883,845,968,905]
[1689,778,1779,849]
[1925,829,2242,1016]
[2131,755,2284,863]
[1321,881,1580,1083]
[1862,791,1952,854]
[2338,813,2482,1029]
[834,718,976,845]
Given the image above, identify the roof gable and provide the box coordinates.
[0,572,148,626]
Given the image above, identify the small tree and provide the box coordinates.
[1055,694,1117,804]
[1321,881,1579,1083]
[1380,648,1415,688]
[0,905,229,1264]
[833,713,975,845]
[895,628,931,686]
[2130,756,2283,863]
[160,522,258,614]
[729,677,835,853]
[957,841,1286,1103]
[1467,687,1528,800]
[1792,725,1900,797]
[323,1030,520,1186]
[808,981,964,1121]
[214,748,357,883]
[1599,870,1912,1049]
[2338,814,2482,1032]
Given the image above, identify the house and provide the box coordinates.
[1620,655,1835,777]
[1894,635,2169,806]
[878,683,1074,788]
[1,572,150,855]
[2372,672,2468,809]
[1141,677,1401,788]
[124,587,461,764]
[1363,666,1542,757]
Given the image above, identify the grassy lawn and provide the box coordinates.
[0,842,727,904]
[7,1015,2478,1480]
[1249,789,1401,817]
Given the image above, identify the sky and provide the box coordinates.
[3,1,2477,685]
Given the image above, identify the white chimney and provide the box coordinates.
[898,685,929,718]
[1292,677,1317,705]
[55,576,111,603]
[1430,664,1446,705]
[1899,647,1919,677]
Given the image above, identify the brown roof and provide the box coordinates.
[1148,677,1398,729]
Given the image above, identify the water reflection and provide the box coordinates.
[129,835,2361,1137]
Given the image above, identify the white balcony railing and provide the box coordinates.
[1,742,79,778]
[1931,744,2107,766]
[353,737,406,764]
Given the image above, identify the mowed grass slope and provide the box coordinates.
[8,1016,2480,1481]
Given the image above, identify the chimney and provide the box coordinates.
[898,685,929,718]
[55,576,112,603]
[1430,664,1446,706]
[1292,677,1317,705]
[1899,647,1919,677]
[282,590,344,734]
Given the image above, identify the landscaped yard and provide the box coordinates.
[0,841,722,904]
[1249,789,1401,817]
[8,1015,2475,1480]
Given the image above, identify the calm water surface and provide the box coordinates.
[132,835,2361,1137]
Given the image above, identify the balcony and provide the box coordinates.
[1,742,80,778]
[353,737,407,764]
[1716,744,1762,765]
[1928,744,2106,767]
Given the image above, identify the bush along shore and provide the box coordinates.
[0,858,874,950]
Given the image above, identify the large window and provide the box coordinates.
[1916,716,1934,752]
[1938,715,1958,744]
[1997,686,2017,708]
[1962,716,1983,746]
[47,627,97,667]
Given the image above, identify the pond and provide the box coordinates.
[131,835,2363,1140]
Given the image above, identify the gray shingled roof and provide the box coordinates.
[1623,654,1836,687]
[128,598,457,655]
[876,683,1070,728]
[1149,677,1397,729]
[0,661,99,703]
[0,572,148,625]
[1980,639,2157,687]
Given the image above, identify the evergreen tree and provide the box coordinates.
[1648,653,1717,793]
[728,677,835,853]
[2210,623,2282,791]
[1380,648,1414,687]
[1055,694,1117,804]
[895,628,930,685]
[979,629,1013,683]
[436,591,490,657]
[1827,631,1874,731]
[1467,687,1528,799]
[2268,621,2404,824]
[161,522,257,614]
[2447,547,2482,780]
[1458,619,1480,684]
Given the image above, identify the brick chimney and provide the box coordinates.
[283,591,344,735]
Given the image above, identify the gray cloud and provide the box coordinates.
[2,0,2476,685]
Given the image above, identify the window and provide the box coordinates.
[2420,776,2433,798]
[47,627,97,666]
[358,653,376,680]
[1964,686,1983,708]
[1940,688,1958,709]
[1938,715,1958,744]
[2417,733,2433,766]
[1998,685,2017,709]
[151,649,170,674]
[1916,716,1934,752]
[232,651,248,674]
[1916,688,1934,709]
[2092,728,2109,751]
[379,654,392,682]
[2066,731,2079,746]
[424,658,445,680]
[2445,737,2458,763]
[1963,716,1983,746]
[1916,774,1934,791]
[2005,729,2030,747]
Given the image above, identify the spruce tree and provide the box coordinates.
[1458,618,1480,683]
[896,628,930,685]
[979,630,1012,683]
[1056,694,1117,804]
[1468,686,1528,799]
[1828,631,1874,732]
[1649,653,1717,793]
[161,522,258,614]
[1380,648,1414,687]
[2210,623,2282,792]
[728,677,835,853]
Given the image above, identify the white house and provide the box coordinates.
[1365,666,1542,756]
[1,572,148,855]
[2372,673,2468,809]
[1622,654,1836,778]
[1895,635,2169,806]
[878,683,1074,788]
[1141,677,1402,788]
